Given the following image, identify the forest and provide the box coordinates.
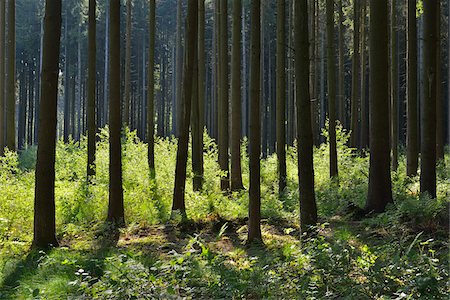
[0,0,449,298]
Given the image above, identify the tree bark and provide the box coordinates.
[172,0,198,215]
[148,0,156,179]
[248,0,262,244]
[296,0,317,232]
[175,0,182,137]
[231,0,244,191]
[106,0,125,225]
[360,0,369,149]
[276,0,286,195]
[5,0,15,151]
[33,0,62,249]
[390,0,398,170]
[326,0,338,178]
[406,0,418,176]
[350,0,361,148]
[435,2,444,161]
[124,0,132,127]
[365,0,393,213]
[0,0,5,155]
[338,0,345,126]
[87,0,96,179]
[420,0,437,198]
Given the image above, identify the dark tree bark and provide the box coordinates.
[338,0,345,125]
[390,0,398,170]
[365,0,393,213]
[0,0,5,155]
[172,0,198,215]
[326,0,338,178]
[276,0,287,195]
[33,0,62,249]
[420,0,437,198]
[360,0,369,149]
[5,0,15,151]
[231,0,244,191]
[87,0,96,179]
[295,0,317,232]
[406,0,418,177]
[435,2,444,161]
[350,0,361,148]
[106,0,125,225]
[174,0,182,137]
[148,0,156,179]
[218,0,230,191]
[124,0,131,127]
[247,0,262,244]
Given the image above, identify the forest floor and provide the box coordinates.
[0,129,449,299]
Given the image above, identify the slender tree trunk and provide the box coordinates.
[435,2,444,161]
[365,0,393,213]
[5,0,15,151]
[87,0,96,179]
[27,65,34,145]
[175,0,182,137]
[103,1,109,128]
[218,0,230,191]
[360,0,369,149]
[0,0,5,155]
[18,64,25,150]
[296,0,317,232]
[124,0,131,127]
[231,0,244,191]
[248,0,262,244]
[406,0,418,176]
[390,0,398,170]
[172,0,198,215]
[326,0,338,178]
[338,0,345,126]
[191,31,201,190]
[33,0,61,249]
[147,0,156,179]
[420,0,437,198]
[276,0,286,195]
[350,0,361,148]
[107,0,125,225]
[309,0,318,146]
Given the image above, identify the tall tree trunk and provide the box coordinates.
[33,0,61,249]
[147,0,156,179]
[248,0,262,244]
[175,0,182,137]
[350,0,361,148]
[406,0,418,176]
[338,0,345,126]
[360,0,369,149]
[172,0,198,215]
[218,0,230,191]
[231,0,244,191]
[420,0,437,198]
[5,0,15,151]
[276,0,287,195]
[27,65,34,145]
[390,0,398,170]
[326,0,338,178]
[124,0,131,127]
[103,1,109,128]
[0,0,5,155]
[106,0,125,225]
[365,0,393,213]
[309,0,318,146]
[296,0,317,232]
[435,2,444,161]
[87,0,96,179]
[18,64,25,150]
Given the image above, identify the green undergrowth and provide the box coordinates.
[0,125,448,299]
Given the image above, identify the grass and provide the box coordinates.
[0,125,448,299]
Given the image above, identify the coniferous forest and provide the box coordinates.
[0,0,449,298]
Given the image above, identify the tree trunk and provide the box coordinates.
[231,0,244,191]
[106,0,125,225]
[175,0,182,137]
[276,0,287,195]
[360,0,369,149]
[338,0,345,126]
[420,0,437,198]
[390,0,398,170]
[326,0,338,178]
[18,64,26,150]
[350,0,361,148]
[33,0,62,249]
[296,0,317,232]
[248,0,262,244]
[406,0,418,176]
[435,2,444,161]
[172,0,198,215]
[87,0,96,179]
[5,0,15,151]
[124,0,131,127]
[365,0,393,213]
[0,0,5,155]
[148,0,155,179]
[218,0,230,191]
